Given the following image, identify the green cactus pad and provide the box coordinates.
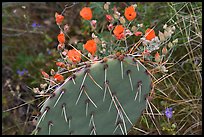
[34,55,152,135]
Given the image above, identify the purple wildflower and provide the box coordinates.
[32,22,41,28]
[47,49,52,55]
[165,107,173,119]
[17,69,28,76]
[17,70,24,76]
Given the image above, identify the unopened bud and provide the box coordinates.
[107,23,114,31]
[92,33,97,39]
[131,26,137,33]
[172,26,176,31]
[16,85,20,91]
[113,13,120,19]
[64,24,70,33]
[104,3,109,10]
[161,65,168,72]
[159,31,165,42]
[50,69,55,75]
[90,20,97,29]
[33,88,40,94]
[172,38,178,44]
[164,30,171,39]
[57,43,65,51]
[40,83,47,89]
[94,37,101,44]
[163,24,167,29]
[155,52,160,63]
[119,16,126,24]
[162,46,168,55]
[132,4,137,9]
[106,14,113,22]
[106,2,111,5]
[168,42,173,48]
[41,71,49,78]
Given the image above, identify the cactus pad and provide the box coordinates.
[34,55,152,135]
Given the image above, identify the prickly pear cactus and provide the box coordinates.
[33,55,152,135]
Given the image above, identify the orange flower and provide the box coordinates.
[56,62,66,68]
[41,70,49,78]
[67,49,81,63]
[58,32,65,44]
[145,28,156,41]
[55,12,64,25]
[113,25,125,40]
[84,40,97,56]
[124,6,136,21]
[80,7,92,20]
[54,73,64,83]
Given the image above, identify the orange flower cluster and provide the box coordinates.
[84,40,97,56]
[56,62,66,68]
[55,12,64,25]
[67,49,82,63]
[58,32,65,44]
[124,6,136,21]
[80,7,92,20]
[145,28,156,41]
[113,25,125,40]
[54,73,64,83]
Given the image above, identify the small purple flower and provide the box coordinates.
[17,69,28,76]
[32,22,41,28]
[47,49,52,55]
[165,107,173,119]
[17,70,24,76]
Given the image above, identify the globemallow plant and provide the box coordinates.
[31,2,178,135]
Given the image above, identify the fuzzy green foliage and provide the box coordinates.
[33,56,152,135]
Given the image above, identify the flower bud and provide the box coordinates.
[113,13,120,19]
[155,52,160,63]
[94,37,101,44]
[132,4,137,9]
[131,26,137,33]
[64,24,70,33]
[163,24,167,29]
[107,23,114,31]
[40,83,47,89]
[172,38,178,44]
[106,14,113,22]
[164,30,171,39]
[57,43,65,51]
[33,88,40,93]
[162,46,168,55]
[50,69,55,75]
[90,20,97,29]
[119,16,126,24]
[41,70,49,78]
[168,42,173,48]
[159,31,165,42]
[134,31,142,36]
[104,3,109,10]
[92,33,97,39]
[172,26,176,31]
